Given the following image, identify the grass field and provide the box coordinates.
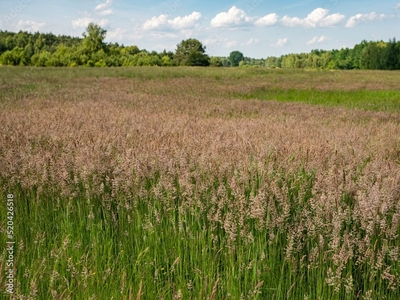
[1,66,400,299]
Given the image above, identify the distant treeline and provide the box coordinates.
[0,26,176,67]
[266,39,400,70]
[0,24,399,69]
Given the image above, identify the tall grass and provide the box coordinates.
[1,67,400,299]
[4,164,399,299]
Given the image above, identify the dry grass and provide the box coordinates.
[0,67,400,298]
[2,72,399,189]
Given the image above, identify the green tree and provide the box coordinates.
[0,47,27,65]
[82,23,107,53]
[161,55,172,66]
[122,45,140,56]
[220,57,230,67]
[383,38,399,70]
[33,35,46,54]
[229,50,244,67]
[31,51,52,66]
[210,57,223,67]
[360,43,381,70]
[174,39,210,66]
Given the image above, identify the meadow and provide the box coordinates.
[0,66,400,299]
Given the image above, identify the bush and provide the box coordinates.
[31,51,52,67]
[86,60,95,67]
[0,47,28,66]
[95,59,106,67]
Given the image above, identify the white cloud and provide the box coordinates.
[225,41,238,48]
[72,17,109,28]
[210,6,252,28]
[345,12,388,28]
[307,35,329,45]
[98,9,113,16]
[255,13,279,26]
[395,3,400,9]
[281,8,345,28]
[281,16,302,27]
[142,12,201,31]
[203,38,219,47]
[95,0,112,11]
[148,32,179,39]
[271,38,288,47]
[169,12,202,29]
[243,38,259,46]
[143,15,168,30]
[16,20,46,32]
[203,36,231,50]
[107,28,126,40]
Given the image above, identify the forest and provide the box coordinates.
[266,39,400,70]
[0,23,399,69]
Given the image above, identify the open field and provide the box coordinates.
[1,67,400,299]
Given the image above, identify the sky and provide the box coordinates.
[0,0,399,58]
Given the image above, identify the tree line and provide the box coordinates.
[0,24,207,67]
[266,39,400,70]
[1,23,399,70]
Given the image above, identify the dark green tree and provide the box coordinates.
[174,39,210,66]
[124,45,140,55]
[383,38,399,70]
[229,50,244,67]
[360,43,380,70]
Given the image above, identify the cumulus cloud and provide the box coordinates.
[169,12,202,29]
[143,15,168,30]
[95,0,112,11]
[72,17,109,28]
[95,0,113,17]
[204,36,238,48]
[148,32,179,39]
[345,12,388,28]
[271,38,288,47]
[243,38,259,46]
[225,40,238,48]
[395,3,400,9]
[307,35,329,45]
[107,28,126,40]
[254,13,279,26]
[210,6,252,28]
[203,38,219,47]
[281,8,345,28]
[143,12,201,30]
[16,20,46,31]
[98,9,113,16]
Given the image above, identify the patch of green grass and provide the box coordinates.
[236,87,400,112]
[2,66,400,113]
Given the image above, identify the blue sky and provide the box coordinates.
[1,0,399,58]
